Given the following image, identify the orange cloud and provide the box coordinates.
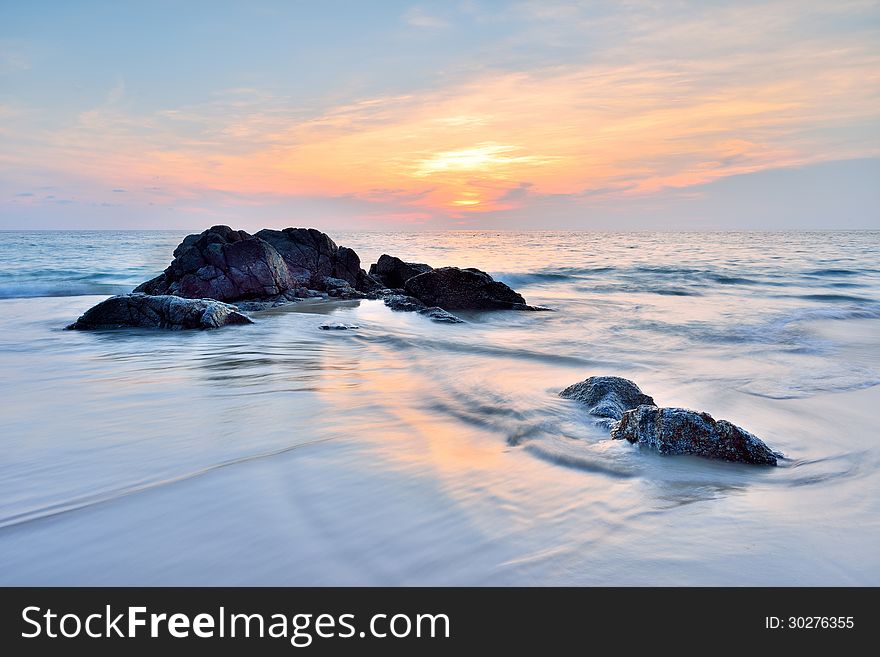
[7,35,880,218]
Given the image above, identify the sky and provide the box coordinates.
[1,0,878,230]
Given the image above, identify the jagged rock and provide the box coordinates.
[611,405,781,466]
[404,267,531,311]
[133,226,294,301]
[67,294,252,330]
[133,225,381,303]
[255,228,379,291]
[319,323,359,330]
[559,376,655,426]
[369,254,433,289]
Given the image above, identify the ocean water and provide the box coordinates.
[1,229,879,585]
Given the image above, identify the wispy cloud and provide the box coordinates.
[404,6,451,28]
[1,0,878,226]
[0,39,31,73]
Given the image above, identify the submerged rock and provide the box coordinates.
[382,293,426,313]
[381,293,465,323]
[369,254,433,289]
[67,294,252,330]
[418,306,465,323]
[319,322,359,330]
[611,405,781,466]
[404,267,532,311]
[559,376,655,426]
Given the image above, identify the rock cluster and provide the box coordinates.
[368,253,551,318]
[559,376,655,427]
[560,375,781,465]
[68,227,544,330]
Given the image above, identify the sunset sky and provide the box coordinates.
[1,1,878,230]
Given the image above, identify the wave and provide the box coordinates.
[0,282,135,299]
[651,288,701,296]
[803,268,864,277]
[359,332,612,368]
[787,293,876,303]
[626,303,880,352]
[740,375,880,399]
[784,305,880,322]
[0,435,337,531]
[492,266,616,288]
[493,271,576,287]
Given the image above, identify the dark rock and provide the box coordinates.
[130,227,543,322]
[419,306,465,323]
[255,228,378,291]
[233,290,304,312]
[132,273,166,296]
[560,376,655,426]
[369,254,433,289]
[67,294,252,330]
[611,405,781,465]
[134,225,382,303]
[319,322,359,330]
[510,303,554,311]
[382,293,428,313]
[321,276,375,299]
[380,293,464,323]
[133,226,294,301]
[322,276,353,290]
[404,267,531,311]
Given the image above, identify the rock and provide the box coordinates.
[560,376,655,426]
[133,225,381,303]
[380,293,465,323]
[611,405,781,465]
[130,227,546,322]
[233,291,302,312]
[319,322,359,330]
[255,228,379,291]
[132,272,166,296]
[382,293,428,313]
[419,306,465,323]
[133,226,295,301]
[404,267,531,311]
[322,276,353,290]
[67,294,252,330]
[321,276,375,299]
[369,254,433,289]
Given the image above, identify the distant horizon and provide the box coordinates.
[2,226,877,233]
[2,1,879,230]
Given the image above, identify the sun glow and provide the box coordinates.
[414,143,555,177]
[5,0,878,225]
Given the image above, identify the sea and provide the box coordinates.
[1,229,878,584]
